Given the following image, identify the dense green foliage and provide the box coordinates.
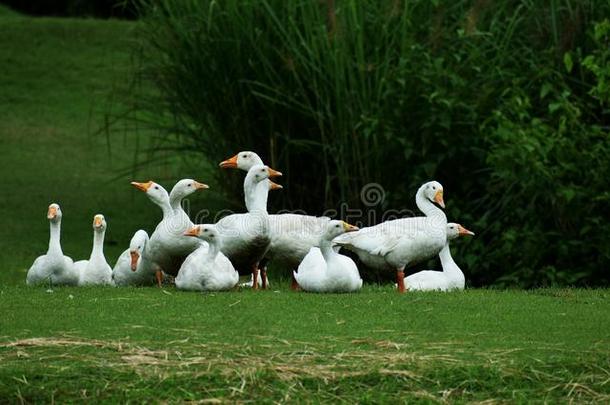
[131,0,610,287]
[1,286,609,402]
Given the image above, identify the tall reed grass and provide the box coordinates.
[127,0,610,286]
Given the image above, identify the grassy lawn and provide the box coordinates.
[1,286,609,402]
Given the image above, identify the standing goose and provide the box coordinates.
[75,214,113,286]
[26,203,79,286]
[220,151,329,289]
[176,225,239,291]
[334,181,447,293]
[406,223,474,291]
[112,230,156,286]
[216,164,281,289]
[131,180,173,286]
[294,220,362,293]
[131,179,208,284]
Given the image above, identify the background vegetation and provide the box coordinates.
[127,0,610,287]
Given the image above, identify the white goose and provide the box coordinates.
[111,230,156,286]
[405,223,474,291]
[215,164,281,289]
[334,181,447,293]
[131,179,208,284]
[26,203,79,286]
[294,220,362,293]
[176,225,239,291]
[75,214,113,286]
[220,151,330,289]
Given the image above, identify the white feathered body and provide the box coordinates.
[27,254,78,286]
[295,247,362,293]
[176,245,239,291]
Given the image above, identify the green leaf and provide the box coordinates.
[563,52,573,73]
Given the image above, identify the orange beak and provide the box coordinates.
[131,181,153,192]
[193,181,209,190]
[129,251,139,271]
[342,222,359,232]
[458,225,475,236]
[219,154,239,169]
[267,167,283,178]
[184,226,200,237]
[434,190,445,209]
[47,206,57,219]
[94,215,103,228]
[269,181,283,191]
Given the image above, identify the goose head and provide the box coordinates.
[93,214,107,232]
[184,224,219,243]
[446,223,474,241]
[47,203,62,223]
[421,181,445,208]
[131,181,169,206]
[170,179,209,201]
[129,230,149,271]
[219,151,264,170]
[325,220,359,241]
[248,165,282,183]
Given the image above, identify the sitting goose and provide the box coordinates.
[176,225,239,291]
[112,230,156,286]
[75,214,113,286]
[26,203,79,286]
[406,223,474,291]
[220,151,329,289]
[334,181,447,293]
[294,220,362,293]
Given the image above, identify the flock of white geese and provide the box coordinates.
[26,151,474,293]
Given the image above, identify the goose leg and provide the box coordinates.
[252,264,259,290]
[291,272,300,291]
[155,270,163,288]
[260,265,268,289]
[396,266,406,293]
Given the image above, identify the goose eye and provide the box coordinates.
[154,186,159,190]
[242,154,247,158]
[188,183,192,187]
[335,224,340,228]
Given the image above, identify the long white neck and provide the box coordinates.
[169,194,184,214]
[158,199,173,219]
[47,220,63,256]
[205,238,220,260]
[415,186,447,221]
[439,243,460,275]
[319,236,337,261]
[244,178,268,213]
[90,228,105,260]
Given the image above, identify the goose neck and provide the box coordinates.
[47,220,63,256]
[439,243,459,273]
[244,179,269,213]
[415,188,447,221]
[91,228,105,260]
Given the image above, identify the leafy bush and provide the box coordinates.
[128,0,610,287]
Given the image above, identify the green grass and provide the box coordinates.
[1,286,609,402]
[0,10,207,285]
